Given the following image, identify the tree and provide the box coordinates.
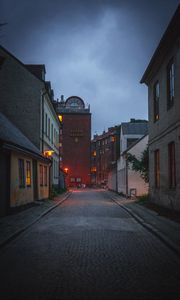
[126,146,149,183]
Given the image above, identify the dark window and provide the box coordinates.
[153,81,160,122]
[44,166,47,186]
[168,142,176,188]
[26,161,31,187]
[167,59,175,109]
[70,177,75,182]
[18,159,25,188]
[40,164,43,186]
[76,177,81,182]
[45,113,47,135]
[154,149,160,188]
[51,124,53,143]
[48,119,50,139]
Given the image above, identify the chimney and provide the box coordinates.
[61,95,64,101]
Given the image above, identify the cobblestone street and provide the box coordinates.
[1,189,180,300]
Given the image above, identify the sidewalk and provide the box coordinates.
[105,190,180,257]
[0,192,71,249]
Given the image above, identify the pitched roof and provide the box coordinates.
[141,4,180,84]
[0,55,6,67]
[122,122,148,135]
[0,112,45,159]
[25,64,46,81]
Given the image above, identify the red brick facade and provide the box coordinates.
[53,96,91,187]
[61,113,91,187]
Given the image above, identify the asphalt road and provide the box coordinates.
[1,189,180,300]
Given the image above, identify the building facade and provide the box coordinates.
[91,126,120,188]
[0,113,50,216]
[0,46,60,187]
[117,120,148,195]
[122,134,149,197]
[53,96,91,187]
[141,5,180,210]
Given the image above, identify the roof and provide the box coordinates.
[25,64,46,81]
[0,112,47,160]
[121,122,148,135]
[141,5,180,84]
[0,55,6,67]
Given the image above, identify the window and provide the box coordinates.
[45,113,48,135]
[153,81,160,122]
[18,159,25,188]
[48,118,50,138]
[167,59,175,109]
[70,177,75,182]
[51,124,53,143]
[26,161,31,186]
[44,166,47,186]
[168,142,176,188]
[154,150,160,188]
[40,164,43,186]
[76,177,81,182]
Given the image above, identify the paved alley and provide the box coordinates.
[1,189,180,300]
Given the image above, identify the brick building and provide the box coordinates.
[91,126,120,187]
[53,96,91,187]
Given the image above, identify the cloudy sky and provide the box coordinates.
[0,0,179,135]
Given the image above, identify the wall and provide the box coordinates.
[127,135,149,197]
[62,113,91,186]
[43,94,60,186]
[10,152,34,207]
[108,168,117,191]
[148,37,180,211]
[0,47,43,149]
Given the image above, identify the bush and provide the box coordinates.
[136,194,149,204]
[50,186,67,199]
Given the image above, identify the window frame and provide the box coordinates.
[153,81,160,122]
[26,161,31,187]
[18,159,25,188]
[167,59,175,110]
[168,142,176,188]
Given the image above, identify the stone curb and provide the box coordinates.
[0,192,71,250]
[106,193,180,259]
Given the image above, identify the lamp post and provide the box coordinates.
[43,150,54,198]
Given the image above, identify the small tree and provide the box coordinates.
[126,146,149,183]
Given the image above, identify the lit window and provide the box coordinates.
[26,161,31,186]
[154,149,160,188]
[18,159,25,188]
[40,164,43,186]
[93,151,96,156]
[153,81,160,122]
[168,142,176,188]
[167,59,175,109]
[70,177,75,182]
[91,167,97,172]
[111,136,115,142]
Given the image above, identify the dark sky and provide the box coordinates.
[0,0,179,134]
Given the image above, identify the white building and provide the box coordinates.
[123,134,149,197]
[117,120,148,195]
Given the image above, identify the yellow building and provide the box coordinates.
[0,113,51,216]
